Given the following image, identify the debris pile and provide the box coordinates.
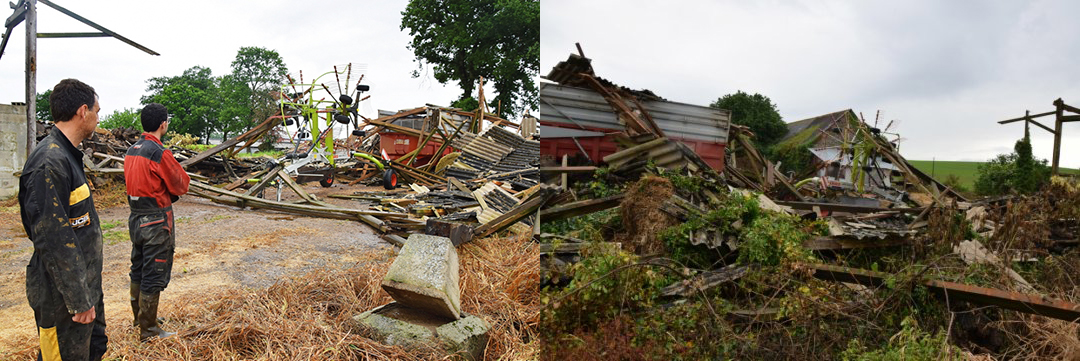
[535,50,1080,359]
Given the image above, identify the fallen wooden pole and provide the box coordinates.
[804,263,1080,323]
[538,194,625,222]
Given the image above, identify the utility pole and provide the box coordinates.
[2,0,159,155]
[24,0,35,155]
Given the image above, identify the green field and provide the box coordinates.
[907,160,1080,190]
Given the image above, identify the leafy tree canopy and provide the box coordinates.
[401,0,539,118]
[142,66,220,142]
[230,47,288,127]
[98,108,141,131]
[36,90,52,123]
[710,91,787,149]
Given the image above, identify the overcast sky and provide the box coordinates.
[0,0,466,124]
[541,0,1080,167]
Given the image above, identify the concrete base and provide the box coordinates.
[354,303,490,360]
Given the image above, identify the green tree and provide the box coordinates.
[400,0,539,118]
[36,90,52,123]
[142,66,220,142]
[215,74,251,140]
[231,47,288,150]
[710,91,787,149]
[973,131,1052,196]
[98,108,141,130]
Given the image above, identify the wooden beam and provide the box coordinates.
[775,200,924,214]
[538,194,625,222]
[1054,98,1080,114]
[1054,104,1064,175]
[181,115,278,167]
[998,110,1057,124]
[539,166,598,174]
[804,263,1080,322]
[802,236,910,250]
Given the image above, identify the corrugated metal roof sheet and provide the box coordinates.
[539,83,731,144]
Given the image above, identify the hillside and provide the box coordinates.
[908,160,1080,190]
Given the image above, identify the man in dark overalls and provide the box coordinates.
[19,79,108,360]
[123,103,189,341]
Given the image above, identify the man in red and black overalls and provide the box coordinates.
[123,103,189,341]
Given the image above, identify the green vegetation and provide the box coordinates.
[100,219,129,245]
[99,108,142,130]
[206,214,234,223]
[35,89,52,123]
[840,316,962,361]
[235,150,283,159]
[908,160,1079,190]
[710,91,787,150]
[141,47,288,143]
[770,126,817,176]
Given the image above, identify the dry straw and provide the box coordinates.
[4,234,542,360]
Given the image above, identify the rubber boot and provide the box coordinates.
[138,291,175,341]
[130,282,140,327]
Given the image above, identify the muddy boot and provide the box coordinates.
[130,282,141,327]
[138,291,175,341]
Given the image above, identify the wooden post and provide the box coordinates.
[561,154,568,190]
[1053,99,1064,176]
[25,0,37,155]
[1024,110,1030,136]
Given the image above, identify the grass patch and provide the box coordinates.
[179,143,214,152]
[206,214,234,223]
[235,150,283,159]
[101,219,129,245]
[908,160,1080,190]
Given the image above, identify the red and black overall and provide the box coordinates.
[19,126,108,360]
[123,134,189,294]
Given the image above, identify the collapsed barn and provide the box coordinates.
[535,51,1080,360]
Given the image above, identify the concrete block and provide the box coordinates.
[381,233,461,319]
[354,303,490,360]
[436,313,490,360]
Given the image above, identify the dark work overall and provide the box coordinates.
[128,198,174,293]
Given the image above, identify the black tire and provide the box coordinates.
[382,169,397,190]
[319,173,334,188]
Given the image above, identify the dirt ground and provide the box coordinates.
[0,181,399,355]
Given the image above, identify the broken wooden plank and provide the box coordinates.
[474,188,557,239]
[181,114,278,168]
[538,166,599,175]
[775,200,924,214]
[802,236,911,251]
[424,219,475,246]
[538,194,625,223]
[661,264,749,298]
[382,234,407,247]
[804,263,1080,323]
[276,169,317,204]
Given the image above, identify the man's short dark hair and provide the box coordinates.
[140,103,168,132]
[49,79,97,122]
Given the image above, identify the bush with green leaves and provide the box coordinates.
[840,316,962,361]
[973,133,1051,196]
